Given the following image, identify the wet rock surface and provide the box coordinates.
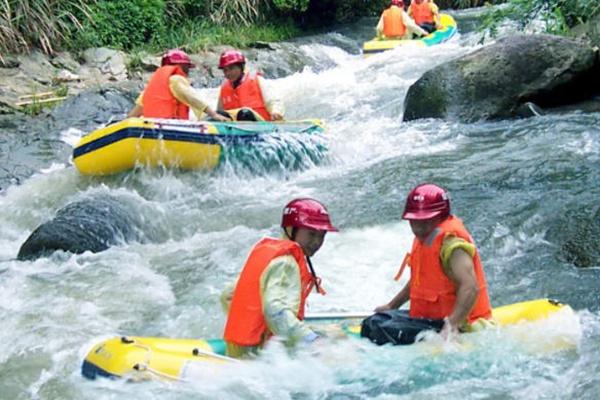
[403,34,600,122]
[17,195,151,260]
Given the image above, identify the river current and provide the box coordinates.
[0,9,599,400]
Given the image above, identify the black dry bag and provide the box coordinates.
[360,310,444,345]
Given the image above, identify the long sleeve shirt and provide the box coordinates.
[221,254,316,357]
[135,74,211,119]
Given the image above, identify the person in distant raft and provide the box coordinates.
[217,50,285,121]
[363,183,493,345]
[127,49,229,121]
[221,198,338,358]
[408,0,441,34]
[376,0,428,40]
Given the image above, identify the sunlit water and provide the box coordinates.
[1,9,599,400]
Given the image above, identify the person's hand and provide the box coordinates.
[271,112,284,121]
[374,303,393,313]
[440,317,459,341]
[213,113,231,122]
[315,324,347,340]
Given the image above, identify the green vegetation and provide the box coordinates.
[0,0,92,57]
[481,0,600,40]
[6,0,595,58]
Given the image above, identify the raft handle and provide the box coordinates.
[548,299,562,306]
[121,336,134,344]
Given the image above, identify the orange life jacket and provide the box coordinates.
[219,72,272,121]
[142,65,189,119]
[382,6,407,38]
[223,238,315,346]
[410,1,434,25]
[408,215,492,323]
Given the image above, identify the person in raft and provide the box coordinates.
[376,0,428,40]
[127,49,229,121]
[221,198,338,358]
[216,50,285,122]
[408,0,441,34]
[364,183,493,345]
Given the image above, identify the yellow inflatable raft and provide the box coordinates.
[363,14,457,57]
[73,117,326,176]
[81,299,576,381]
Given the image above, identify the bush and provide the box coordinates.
[76,0,167,50]
[481,0,600,40]
[0,0,93,56]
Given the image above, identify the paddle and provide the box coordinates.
[305,311,374,321]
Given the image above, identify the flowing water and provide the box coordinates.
[1,10,599,400]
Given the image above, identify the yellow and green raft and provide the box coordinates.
[73,117,326,176]
[81,299,576,381]
[363,14,457,57]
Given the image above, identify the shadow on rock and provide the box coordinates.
[547,207,600,268]
[17,195,151,261]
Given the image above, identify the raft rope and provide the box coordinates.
[123,337,240,382]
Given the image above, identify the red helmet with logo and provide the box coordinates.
[161,49,194,68]
[282,198,338,232]
[390,0,404,7]
[218,50,246,69]
[402,183,451,220]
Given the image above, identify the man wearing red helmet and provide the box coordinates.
[128,49,229,121]
[376,0,428,40]
[216,50,284,121]
[221,198,337,357]
[371,183,492,343]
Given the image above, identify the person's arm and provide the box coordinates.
[402,11,428,37]
[127,93,144,117]
[169,75,230,121]
[443,247,480,334]
[374,280,410,312]
[220,280,237,314]
[257,76,284,121]
[376,14,385,36]
[430,3,441,28]
[260,255,318,344]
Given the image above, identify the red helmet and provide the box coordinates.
[391,0,404,6]
[282,198,338,232]
[161,49,194,68]
[402,183,451,220]
[218,50,246,69]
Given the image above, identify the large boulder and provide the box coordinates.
[403,34,600,122]
[17,195,148,260]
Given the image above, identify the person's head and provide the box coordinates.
[390,0,404,8]
[414,0,425,4]
[402,183,450,241]
[281,198,338,257]
[218,50,246,82]
[161,49,195,74]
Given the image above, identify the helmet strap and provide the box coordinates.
[306,257,326,295]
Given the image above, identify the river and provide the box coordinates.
[0,9,599,400]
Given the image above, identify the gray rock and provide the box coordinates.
[54,69,81,83]
[50,52,81,72]
[17,195,147,260]
[49,82,140,129]
[82,47,128,81]
[404,34,600,122]
[139,54,161,71]
[1,54,20,68]
[569,14,600,48]
[17,50,57,85]
[548,207,600,268]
